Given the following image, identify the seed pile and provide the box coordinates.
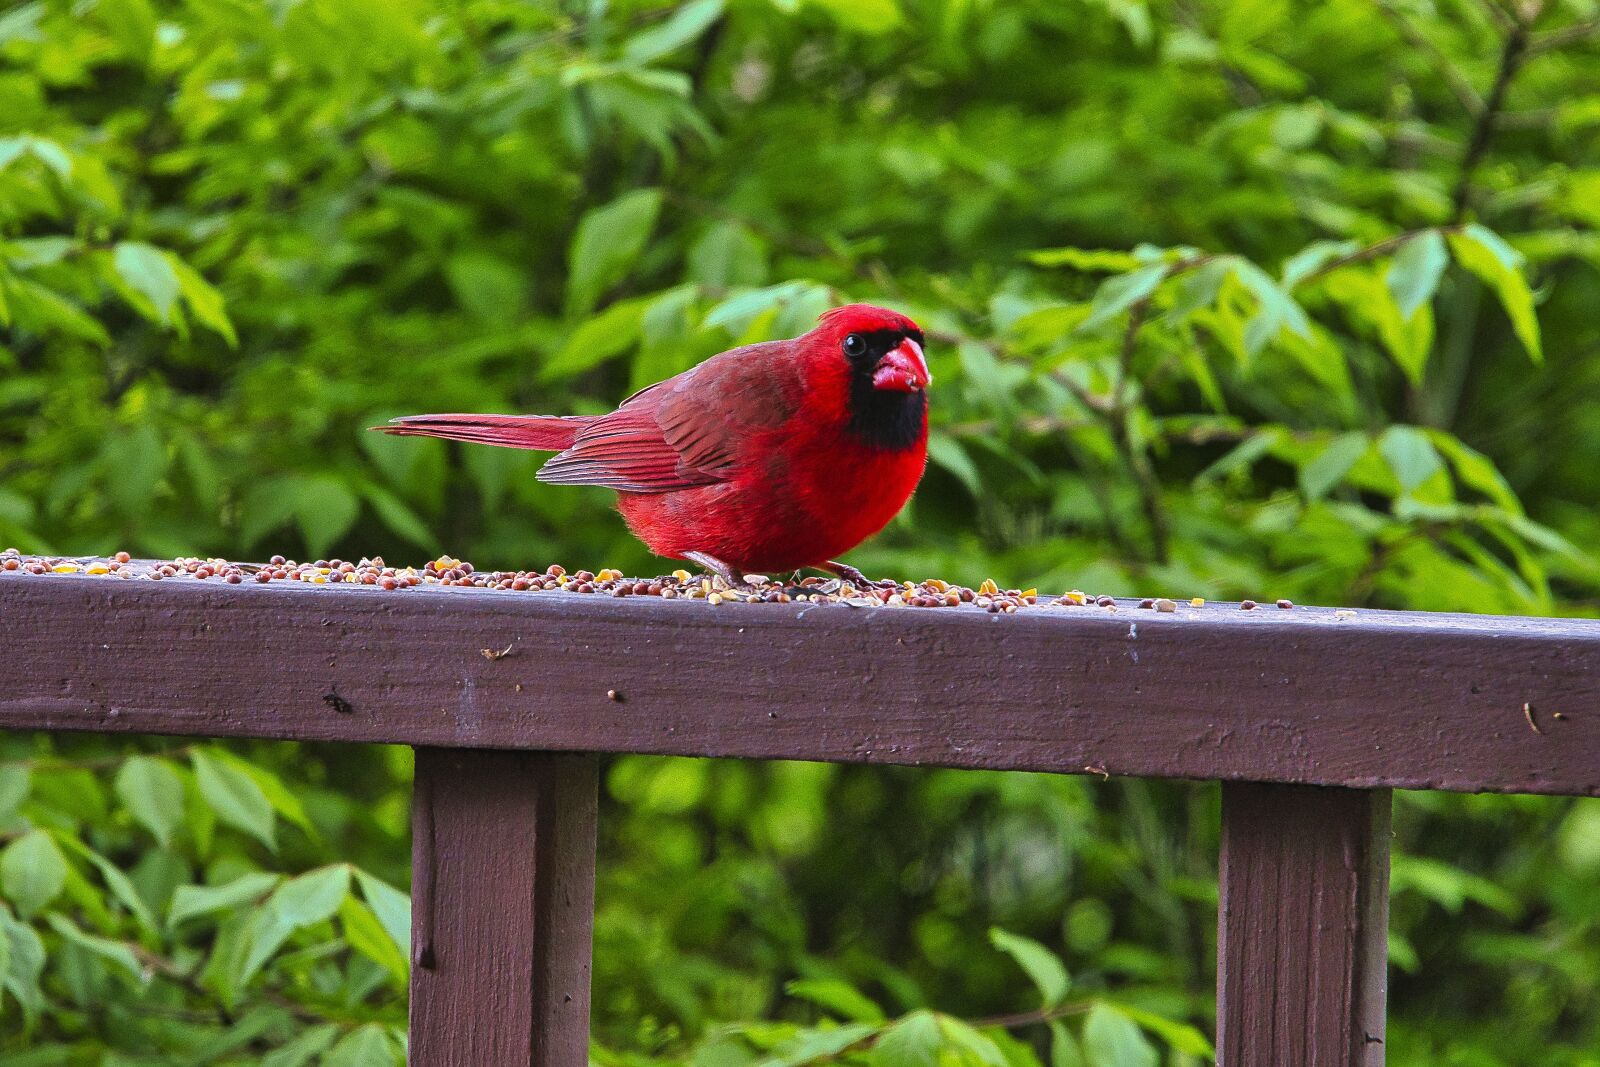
[1,548,1300,615]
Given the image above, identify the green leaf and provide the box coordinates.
[988,927,1070,1008]
[0,831,67,917]
[566,189,664,315]
[113,242,181,324]
[1447,224,1542,362]
[1028,247,1143,273]
[114,757,184,848]
[361,484,435,549]
[1114,1006,1215,1057]
[3,275,111,345]
[444,250,528,324]
[43,913,144,982]
[320,1024,398,1067]
[170,257,237,345]
[0,905,46,1023]
[168,872,281,928]
[56,839,158,937]
[340,895,407,985]
[354,869,411,961]
[703,280,811,333]
[1428,431,1522,513]
[803,0,902,32]
[624,0,724,65]
[0,135,27,170]
[936,1016,1009,1067]
[872,1012,942,1067]
[1379,425,1445,496]
[212,750,315,838]
[239,865,352,983]
[541,296,649,382]
[1281,238,1360,288]
[1048,1021,1085,1067]
[267,864,351,927]
[1232,260,1311,355]
[1386,231,1449,319]
[0,764,29,822]
[786,978,886,1023]
[191,750,276,851]
[770,1022,878,1067]
[1080,263,1166,332]
[261,1023,341,1067]
[1165,258,1231,319]
[294,476,360,559]
[688,221,767,288]
[927,435,981,497]
[25,137,71,178]
[1081,1004,1157,1067]
[1299,432,1370,500]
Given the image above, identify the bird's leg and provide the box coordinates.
[819,560,892,589]
[682,551,749,590]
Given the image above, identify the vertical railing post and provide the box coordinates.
[409,749,599,1066]
[1217,783,1391,1067]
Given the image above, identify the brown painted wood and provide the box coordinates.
[2,572,1598,795]
[1218,783,1390,1067]
[409,749,598,1067]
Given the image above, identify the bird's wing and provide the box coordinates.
[536,341,804,493]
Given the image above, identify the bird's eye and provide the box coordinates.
[842,333,867,358]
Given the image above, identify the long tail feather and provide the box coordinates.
[374,413,588,452]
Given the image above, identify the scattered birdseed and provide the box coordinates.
[1277,598,1294,609]
[1240,600,1257,610]
[0,551,1324,622]
[1190,597,1205,607]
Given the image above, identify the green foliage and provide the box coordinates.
[3,0,1600,1062]
[0,738,410,1061]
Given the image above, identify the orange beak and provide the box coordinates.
[872,338,930,392]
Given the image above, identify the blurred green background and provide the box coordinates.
[2,0,1599,1063]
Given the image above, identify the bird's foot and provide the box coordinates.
[682,551,753,591]
[820,560,896,589]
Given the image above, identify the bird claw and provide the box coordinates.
[824,562,894,589]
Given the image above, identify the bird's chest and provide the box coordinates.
[756,425,927,550]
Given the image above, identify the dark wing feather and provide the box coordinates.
[536,341,803,493]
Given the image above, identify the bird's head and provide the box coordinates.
[816,304,930,394]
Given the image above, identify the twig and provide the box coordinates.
[1373,0,1484,115]
[1452,4,1541,219]
[1295,228,1450,287]
[1528,17,1600,54]
[969,1001,1097,1031]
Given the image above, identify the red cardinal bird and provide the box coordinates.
[379,304,931,586]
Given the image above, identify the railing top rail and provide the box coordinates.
[3,567,1597,796]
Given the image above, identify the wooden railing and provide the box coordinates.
[3,567,1598,1065]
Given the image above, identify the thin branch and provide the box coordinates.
[1373,0,1484,115]
[1470,0,1518,32]
[969,1001,1097,1031]
[1529,17,1600,54]
[1451,4,1541,220]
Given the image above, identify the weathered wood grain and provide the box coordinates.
[409,749,597,1067]
[2,572,1598,795]
[1218,784,1390,1066]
